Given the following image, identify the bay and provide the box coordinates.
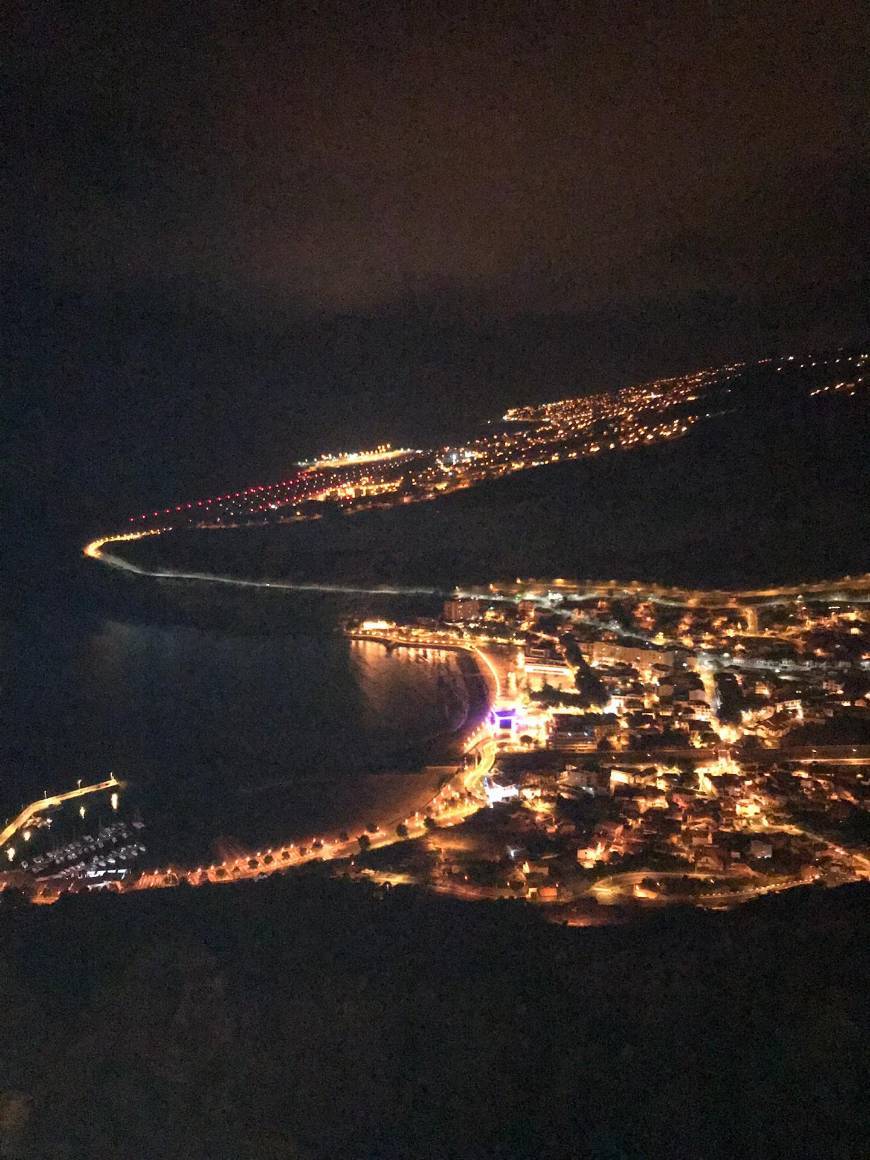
[0,595,475,867]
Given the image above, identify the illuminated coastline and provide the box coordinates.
[54,351,870,911]
[299,443,419,469]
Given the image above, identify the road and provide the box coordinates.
[135,733,498,892]
[84,532,447,599]
[547,746,870,766]
[86,535,870,614]
[588,868,809,908]
[133,631,502,894]
[75,537,870,906]
[24,628,500,900]
[589,823,870,908]
[483,575,870,608]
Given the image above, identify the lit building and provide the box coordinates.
[443,598,481,623]
[548,715,598,751]
[483,778,519,806]
[525,668,576,693]
[586,641,675,672]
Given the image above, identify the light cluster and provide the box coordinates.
[809,374,868,398]
[87,349,867,551]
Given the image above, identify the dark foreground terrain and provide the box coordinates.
[1,877,867,1159]
[121,386,870,591]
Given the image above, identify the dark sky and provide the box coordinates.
[5,0,869,541]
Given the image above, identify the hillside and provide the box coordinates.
[1,876,867,1159]
[119,383,870,590]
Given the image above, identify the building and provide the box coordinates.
[522,660,576,692]
[484,778,519,806]
[561,765,611,793]
[548,715,598,751]
[586,641,675,672]
[442,598,481,623]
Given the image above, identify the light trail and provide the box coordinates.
[85,535,870,612]
[85,533,448,598]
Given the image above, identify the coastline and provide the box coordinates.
[215,637,496,851]
[345,631,496,732]
[325,633,496,836]
[84,531,870,614]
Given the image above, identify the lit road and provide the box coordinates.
[132,630,501,895]
[135,733,497,893]
[85,535,870,613]
[486,575,870,608]
[552,746,870,767]
[84,532,447,599]
[589,827,870,908]
[588,868,806,908]
[23,621,499,901]
[75,538,870,910]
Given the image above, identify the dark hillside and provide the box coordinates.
[1,877,867,1159]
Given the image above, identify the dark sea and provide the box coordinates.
[0,576,475,867]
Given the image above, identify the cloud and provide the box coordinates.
[8,0,867,326]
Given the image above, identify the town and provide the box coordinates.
[106,349,868,540]
[342,575,870,921]
[62,346,870,921]
[8,571,870,918]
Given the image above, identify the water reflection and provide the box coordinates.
[1,607,471,862]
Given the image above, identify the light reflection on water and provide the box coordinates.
[0,606,472,862]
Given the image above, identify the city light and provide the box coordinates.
[57,353,870,911]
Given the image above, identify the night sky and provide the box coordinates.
[6,1,868,558]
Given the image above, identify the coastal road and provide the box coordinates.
[28,623,500,900]
[85,532,447,600]
[549,746,870,766]
[133,645,499,895]
[88,533,870,615]
[140,733,498,892]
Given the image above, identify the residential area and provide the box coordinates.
[347,577,870,920]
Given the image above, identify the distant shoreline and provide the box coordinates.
[87,527,870,611]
